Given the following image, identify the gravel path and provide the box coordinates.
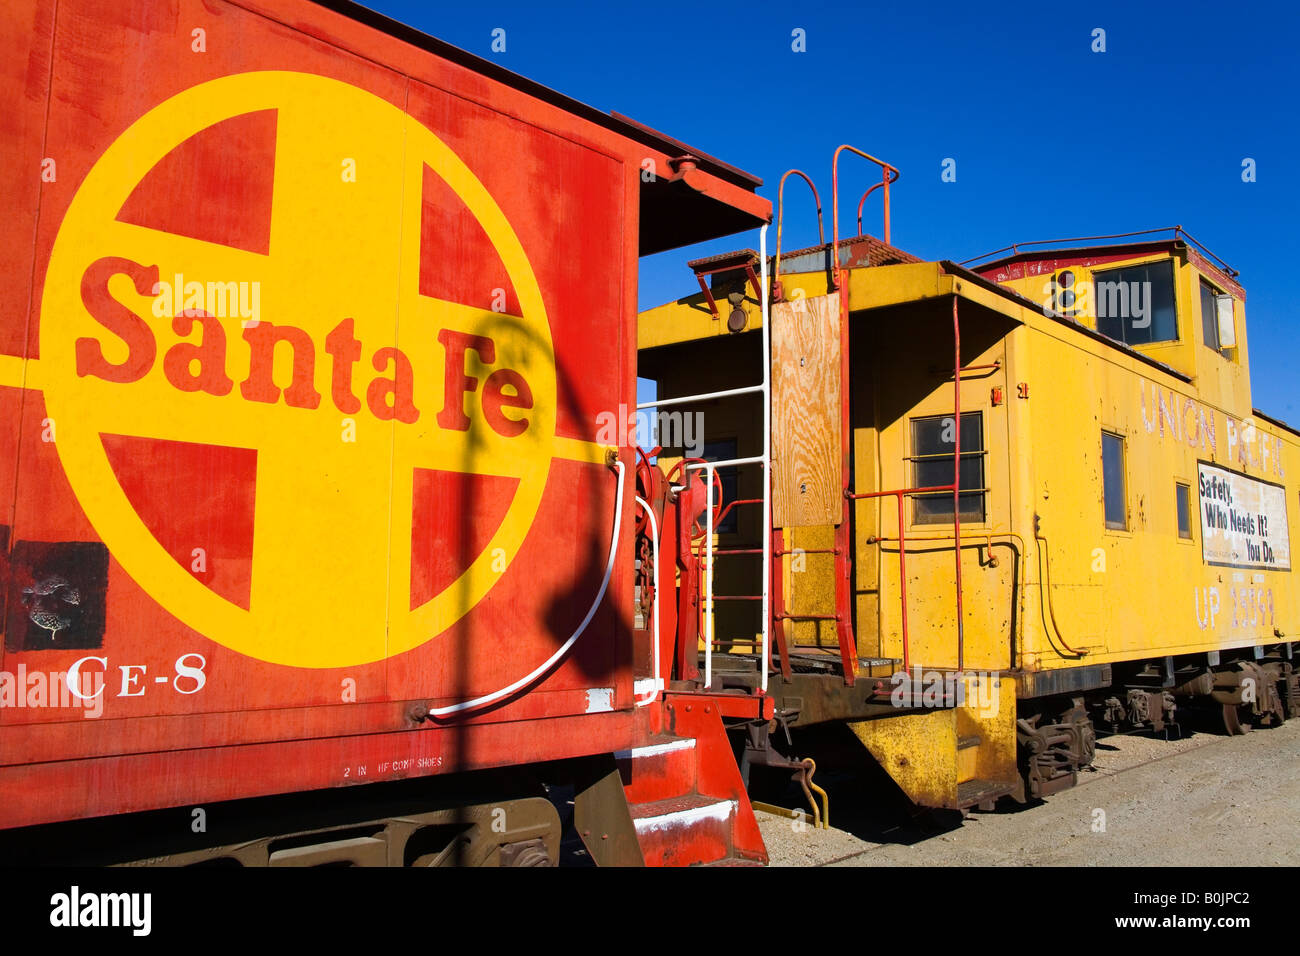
[757,719,1300,866]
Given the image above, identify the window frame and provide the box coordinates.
[908,411,987,526]
[1175,480,1193,540]
[1101,430,1128,531]
[1091,259,1179,348]
[1199,276,1236,359]
[1200,277,1221,351]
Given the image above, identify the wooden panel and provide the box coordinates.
[772,292,842,526]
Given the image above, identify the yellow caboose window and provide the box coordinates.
[1200,278,1236,359]
[910,412,985,525]
[1093,260,1177,346]
[1102,431,1128,530]
[1176,481,1192,539]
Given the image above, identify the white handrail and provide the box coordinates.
[429,460,625,717]
[637,384,764,410]
[688,455,764,469]
[634,494,663,706]
[760,222,771,694]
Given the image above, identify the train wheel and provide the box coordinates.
[1220,703,1251,736]
[1281,667,1300,719]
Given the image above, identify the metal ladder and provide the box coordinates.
[639,225,773,694]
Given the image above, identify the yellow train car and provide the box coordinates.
[636,157,1299,813]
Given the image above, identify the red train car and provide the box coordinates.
[0,0,769,865]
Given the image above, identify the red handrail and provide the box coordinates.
[832,145,900,279]
[715,497,763,529]
[773,169,825,301]
[847,486,949,673]
[855,167,900,237]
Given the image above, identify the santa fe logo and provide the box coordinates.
[19,72,606,668]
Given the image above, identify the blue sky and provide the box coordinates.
[367,0,1299,420]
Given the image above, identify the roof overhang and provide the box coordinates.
[840,260,1191,384]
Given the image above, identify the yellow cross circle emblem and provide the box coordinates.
[35,71,599,669]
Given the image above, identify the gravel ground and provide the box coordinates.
[757,718,1300,866]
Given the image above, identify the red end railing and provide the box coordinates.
[693,494,840,681]
[692,496,773,672]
